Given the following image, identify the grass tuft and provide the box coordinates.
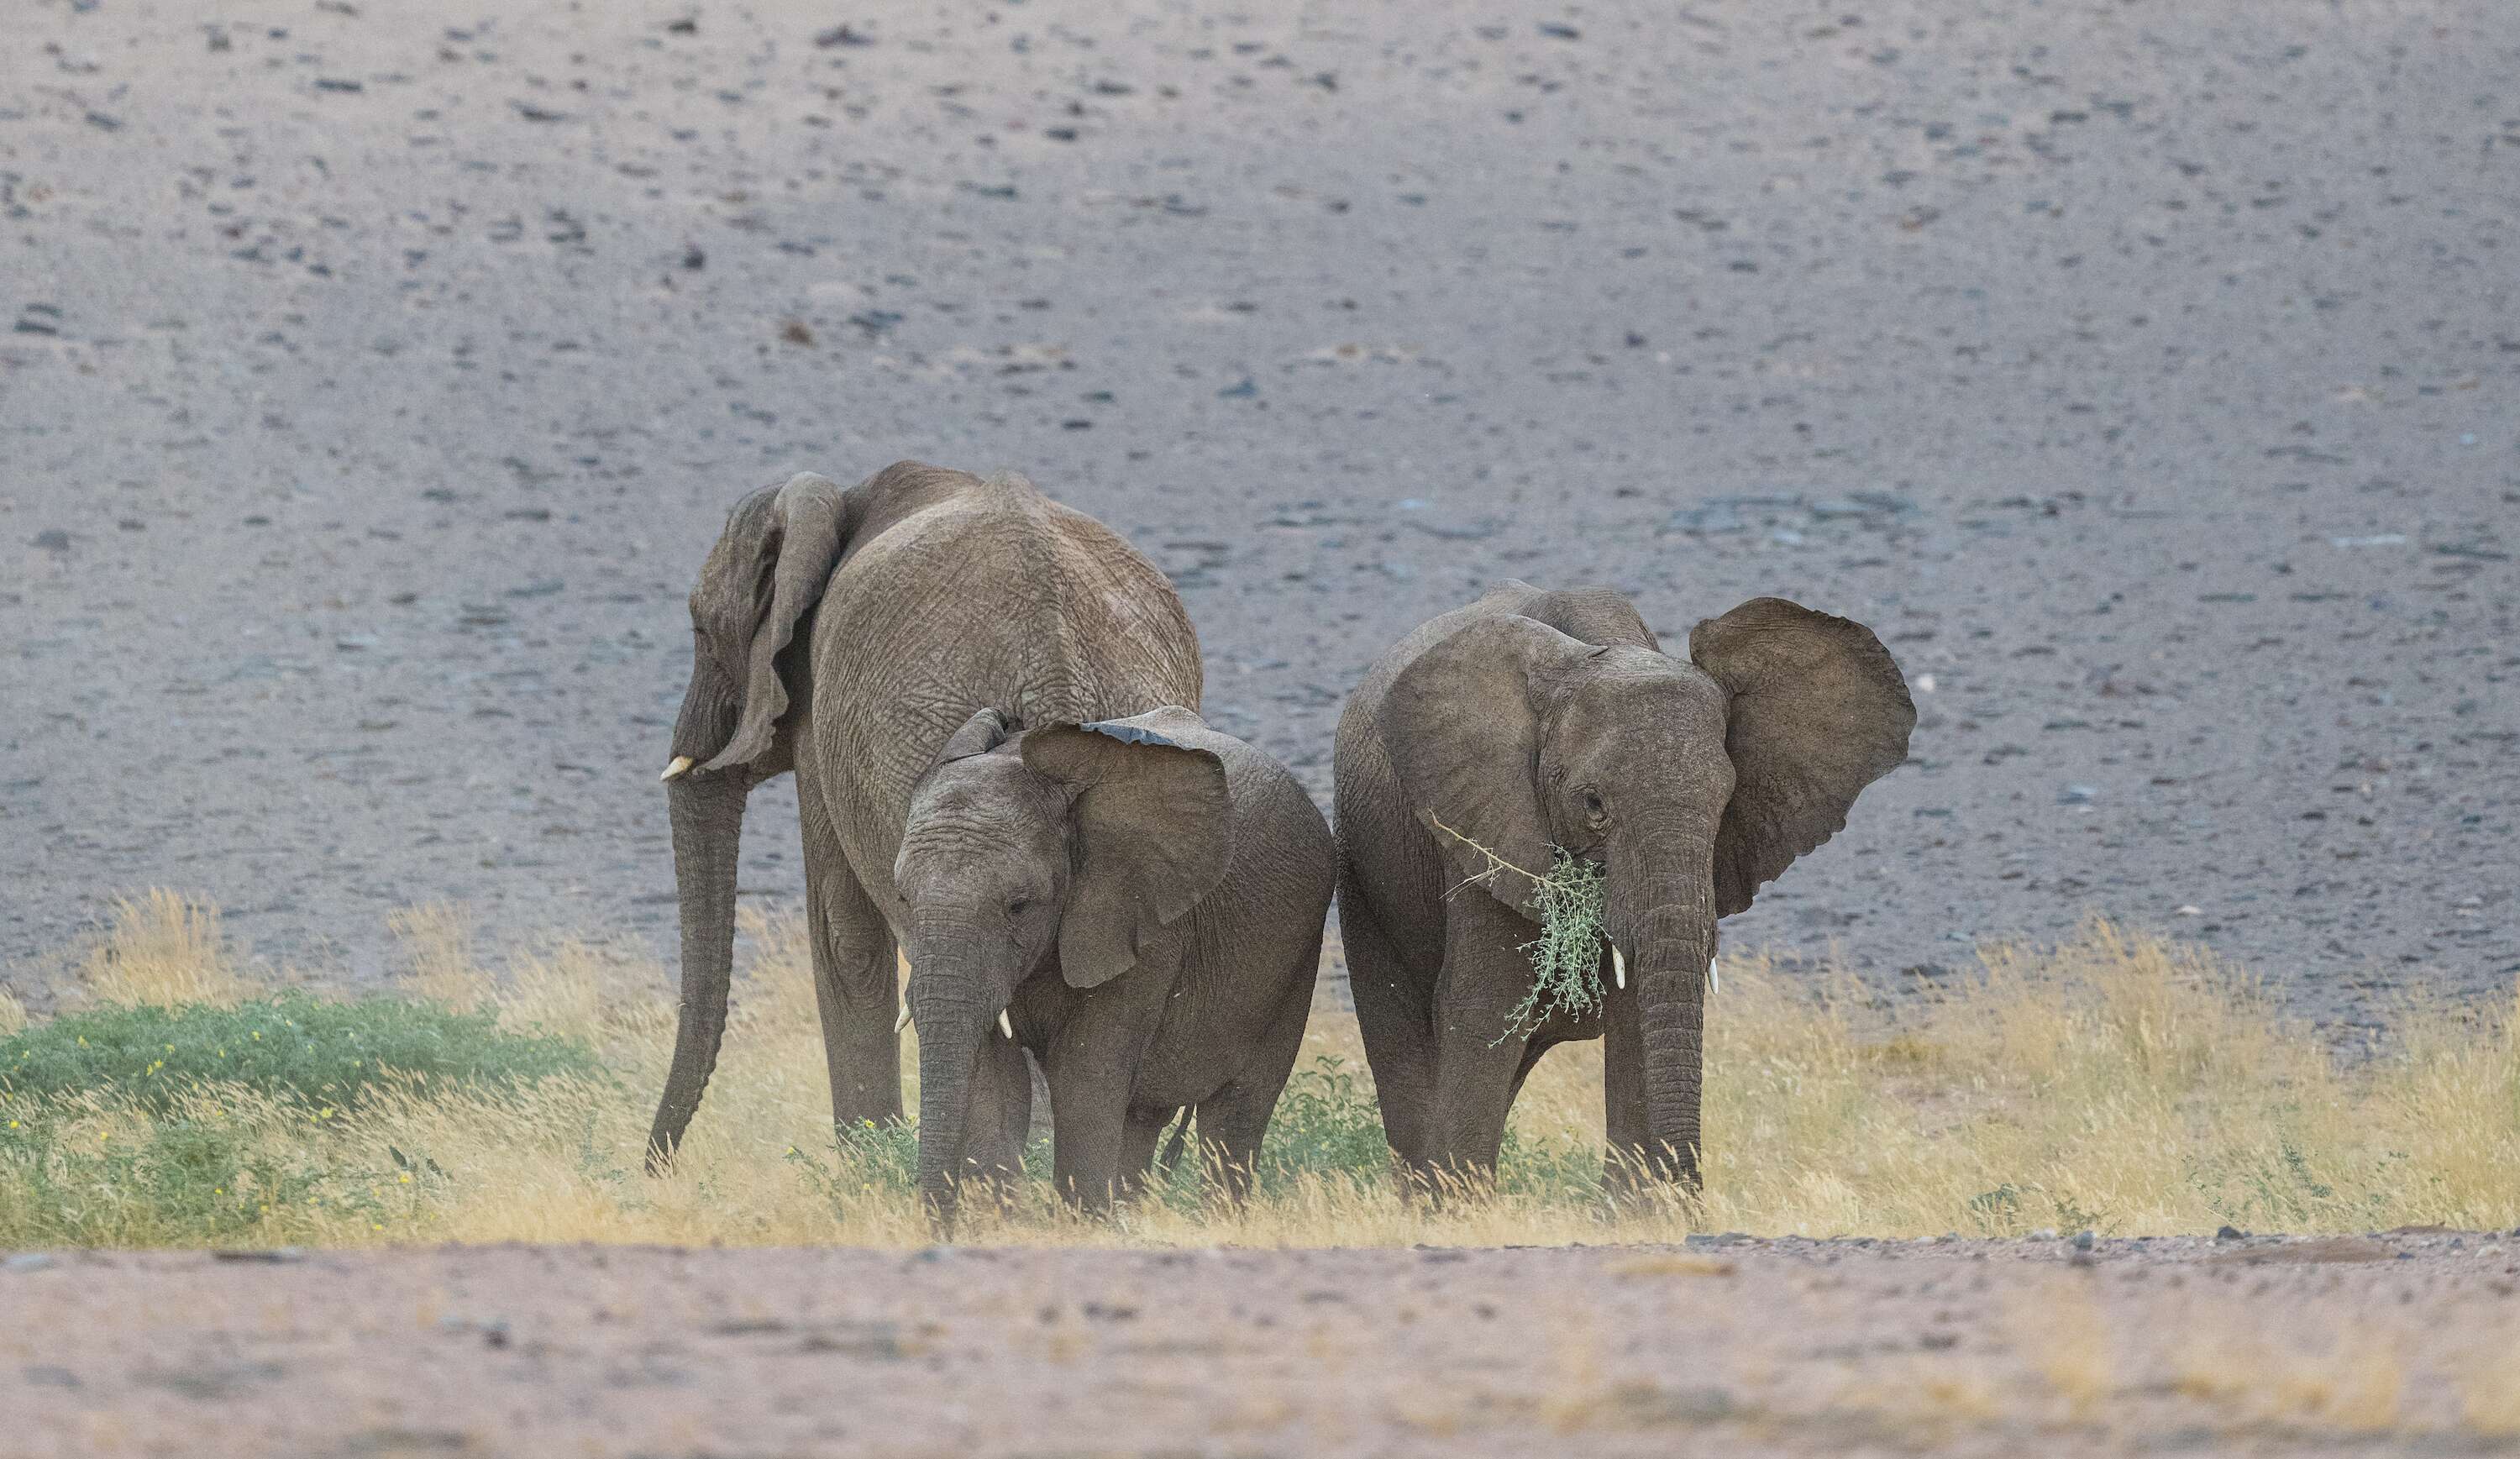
[1,894,2515,1250]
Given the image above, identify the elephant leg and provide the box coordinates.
[1338,887,1436,1173]
[1425,890,1544,1190]
[796,761,902,1132]
[1193,955,1316,1203]
[1045,1064,1133,1216]
[966,1034,1034,1200]
[1045,1007,1162,1215]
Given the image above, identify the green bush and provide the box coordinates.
[0,993,595,1115]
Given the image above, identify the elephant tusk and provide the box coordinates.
[1709,957,1720,995]
[998,1009,1016,1040]
[660,755,696,782]
[1611,943,1626,990]
[895,1003,912,1034]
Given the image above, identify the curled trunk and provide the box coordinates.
[644,770,752,1173]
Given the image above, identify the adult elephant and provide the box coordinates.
[1332,582,1912,1192]
[644,462,1202,1178]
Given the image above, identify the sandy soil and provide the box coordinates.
[3,1232,2513,1456]
[2,0,2514,1029]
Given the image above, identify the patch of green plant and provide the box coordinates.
[1256,1054,1394,1191]
[1426,818,1611,1042]
[1502,847,1609,1040]
[0,1106,379,1246]
[0,993,596,1115]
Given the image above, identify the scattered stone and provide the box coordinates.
[29,529,70,553]
[816,24,874,47]
[2215,1225,2246,1241]
[4,1253,57,1273]
[2073,1229,2097,1251]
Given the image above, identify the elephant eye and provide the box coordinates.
[1006,896,1032,918]
[1583,788,1608,822]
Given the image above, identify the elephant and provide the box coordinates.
[895,705,1335,1224]
[1331,580,1913,1192]
[643,462,1204,1185]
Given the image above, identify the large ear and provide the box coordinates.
[1021,717,1231,989]
[1689,597,1915,917]
[1385,614,1593,916]
[703,472,853,774]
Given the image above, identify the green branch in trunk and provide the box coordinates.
[1426,815,1608,1044]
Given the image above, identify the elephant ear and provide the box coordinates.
[702,472,854,774]
[1021,714,1231,989]
[1385,614,1593,916]
[1689,597,1915,917]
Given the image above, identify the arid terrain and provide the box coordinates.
[5,3,2520,1455]
[7,1235,2519,1457]
[3,0,2513,1027]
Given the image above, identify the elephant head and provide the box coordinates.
[1387,596,1913,1188]
[893,709,1231,1225]
[645,472,857,1173]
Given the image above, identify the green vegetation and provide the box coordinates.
[0,993,596,1115]
[2,896,2515,1250]
[1504,847,1609,1041]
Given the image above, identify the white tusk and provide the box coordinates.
[895,1004,912,1034]
[1709,957,1720,994]
[660,755,696,782]
[1611,943,1626,990]
[998,1009,1015,1039]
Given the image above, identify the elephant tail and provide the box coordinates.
[1157,1106,1193,1179]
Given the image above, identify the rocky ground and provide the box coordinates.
[3,1,2517,1026]
[3,1232,2515,1456]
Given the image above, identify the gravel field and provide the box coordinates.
[6,1234,2518,1456]
[3,0,2516,1024]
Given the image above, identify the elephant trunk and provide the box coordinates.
[644,769,753,1173]
[1608,832,1716,1191]
[906,913,999,1233]
[911,988,988,1235]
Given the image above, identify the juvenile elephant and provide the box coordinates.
[895,706,1335,1224]
[1333,581,1913,1190]
[645,463,1203,1182]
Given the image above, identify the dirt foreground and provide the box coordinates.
[5,1234,2516,1457]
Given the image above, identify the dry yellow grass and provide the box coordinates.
[76,890,253,1009]
[3,894,2517,1248]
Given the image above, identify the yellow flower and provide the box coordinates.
[398,1173,412,1184]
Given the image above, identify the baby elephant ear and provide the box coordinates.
[1690,597,1915,917]
[1021,716,1231,989]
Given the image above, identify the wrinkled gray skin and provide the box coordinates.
[646,464,1204,1197]
[1333,582,1914,1192]
[896,706,1335,1225]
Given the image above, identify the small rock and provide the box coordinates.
[30,529,70,553]
[2216,1224,2246,1241]
[815,24,874,47]
[2073,1229,2097,1251]
[2028,1228,2059,1241]
[1216,378,1258,399]
[4,1253,58,1273]
[2060,785,2099,806]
